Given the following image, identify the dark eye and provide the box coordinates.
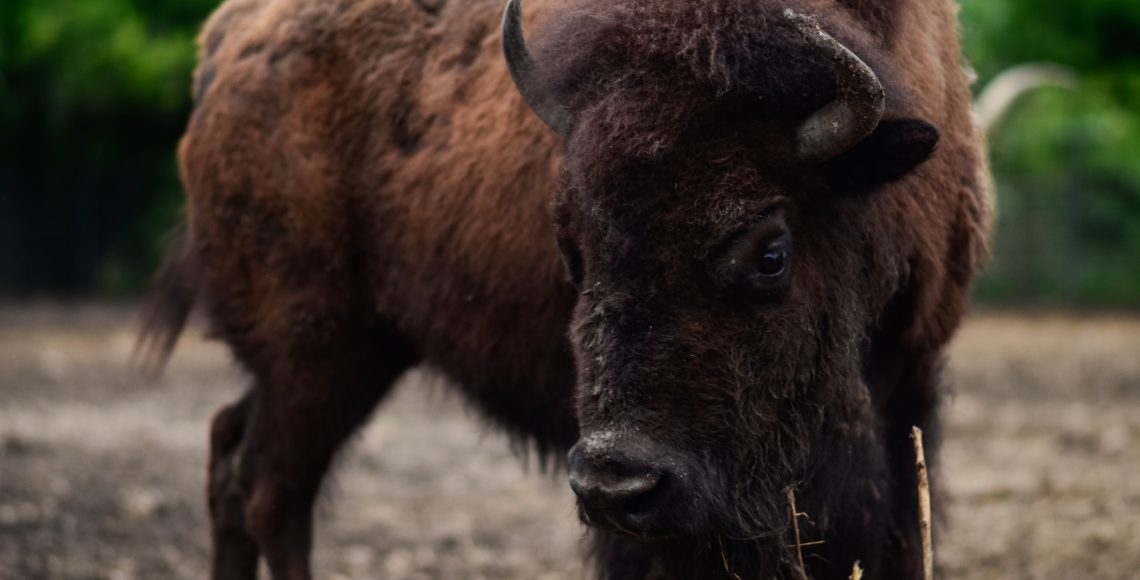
[754,244,787,279]
[708,216,792,300]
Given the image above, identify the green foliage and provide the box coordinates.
[961,0,1140,308]
[0,0,213,295]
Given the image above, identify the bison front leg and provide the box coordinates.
[208,392,260,579]
[208,322,417,580]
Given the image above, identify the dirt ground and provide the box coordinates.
[0,304,1137,579]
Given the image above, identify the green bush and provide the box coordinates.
[0,0,213,295]
[961,0,1140,307]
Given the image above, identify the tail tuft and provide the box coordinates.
[134,225,198,377]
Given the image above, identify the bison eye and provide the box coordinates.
[708,211,792,300]
[754,243,787,279]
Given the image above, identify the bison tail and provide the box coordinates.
[134,224,198,377]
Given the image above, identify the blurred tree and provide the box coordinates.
[960,0,1140,307]
[0,0,213,295]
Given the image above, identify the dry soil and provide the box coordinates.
[0,304,1137,579]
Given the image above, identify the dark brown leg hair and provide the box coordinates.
[209,392,260,579]
[208,320,417,580]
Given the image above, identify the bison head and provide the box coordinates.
[505,0,940,572]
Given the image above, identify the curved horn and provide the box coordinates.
[502,0,572,135]
[784,9,885,163]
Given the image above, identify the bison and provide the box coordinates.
[138,0,990,578]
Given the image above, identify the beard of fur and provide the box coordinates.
[585,377,858,580]
[707,386,837,578]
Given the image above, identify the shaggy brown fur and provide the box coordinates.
[139,0,989,578]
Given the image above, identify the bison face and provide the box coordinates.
[504,0,939,557]
[554,109,937,545]
[554,141,852,543]
[561,192,804,541]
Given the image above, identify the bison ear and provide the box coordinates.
[825,119,940,191]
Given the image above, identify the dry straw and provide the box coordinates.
[912,426,933,580]
[785,427,934,580]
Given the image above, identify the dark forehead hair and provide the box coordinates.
[531,0,906,165]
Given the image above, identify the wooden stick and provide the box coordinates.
[786,487,808,580]
[912,426,933,580]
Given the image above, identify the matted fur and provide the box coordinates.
[139,0,989,578]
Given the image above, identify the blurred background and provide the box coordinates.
[2,0,1140,305]
[0,1,1137,579]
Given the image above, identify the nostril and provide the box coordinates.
[621,472,668,516]
[569,469,664,513]
[600,472,660,500]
